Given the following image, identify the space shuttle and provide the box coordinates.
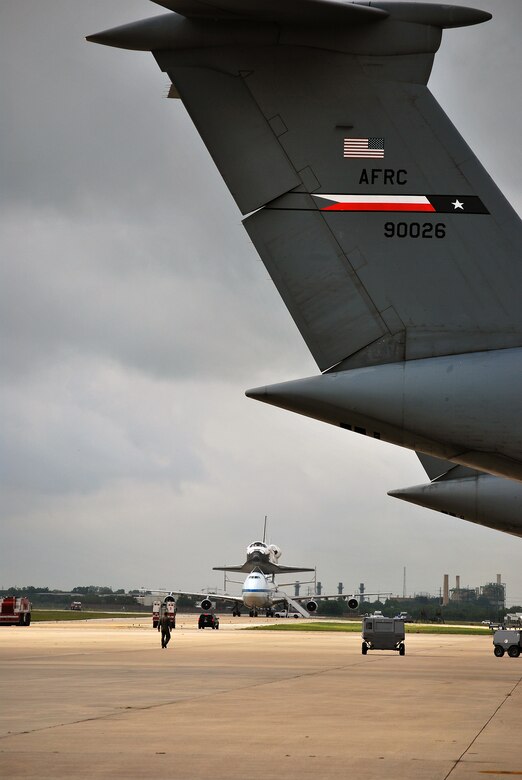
[213,540,315,576]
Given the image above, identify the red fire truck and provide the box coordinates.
[152,596,176,629]
[0,596,32,626]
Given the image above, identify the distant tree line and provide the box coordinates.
[0,586,147,610]
[316,595,518,622]
[3,587,517,621]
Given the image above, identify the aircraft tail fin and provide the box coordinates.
[149,3,520,371]
[90,3,519,372]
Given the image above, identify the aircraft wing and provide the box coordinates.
[293,592,390,602]
[153,589,244,605]
[213,563,315,575]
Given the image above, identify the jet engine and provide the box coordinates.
[268,544,282,560]
[306,599,318,612]
[347,597,359,610]
[200,598,212,611]
[163,595,176,605]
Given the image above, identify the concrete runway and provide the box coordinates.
[1,615,522,779]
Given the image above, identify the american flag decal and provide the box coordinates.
[344,137,384,159]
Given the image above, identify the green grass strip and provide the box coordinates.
[30,610,145,622]
[248,621,490,635]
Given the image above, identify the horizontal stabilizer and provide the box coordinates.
[151,1,490,28]
[152,0,388,24]
[368,2,491,28]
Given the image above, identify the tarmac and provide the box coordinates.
[1,614,522,779]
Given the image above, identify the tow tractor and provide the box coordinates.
[492,629,522,658]
[362,616,406,655]
[0,596,32,626]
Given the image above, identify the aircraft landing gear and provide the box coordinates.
[266,609,274,618]
[232,608,241,617]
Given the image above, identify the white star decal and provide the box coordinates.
[452,199,464,210]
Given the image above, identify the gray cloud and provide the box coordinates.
[0,204,307,383]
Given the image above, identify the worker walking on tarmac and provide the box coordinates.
[158,609,171,649]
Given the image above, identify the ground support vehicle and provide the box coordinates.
[493,629,522,657]
[198,613,219,629]
[362,617,405,655]
[0,596,32,626]
[152,596,177,629]
[274,610,301,618]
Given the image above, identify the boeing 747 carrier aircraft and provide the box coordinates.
[88,2,522,537]
[161,539,360,617]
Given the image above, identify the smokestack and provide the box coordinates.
[443,574,449,606]
[497,573,502,585]
[338,582,344,595]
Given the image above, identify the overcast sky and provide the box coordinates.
[1,1,521,603]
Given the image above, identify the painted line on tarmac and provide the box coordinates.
[443,674,522,779]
